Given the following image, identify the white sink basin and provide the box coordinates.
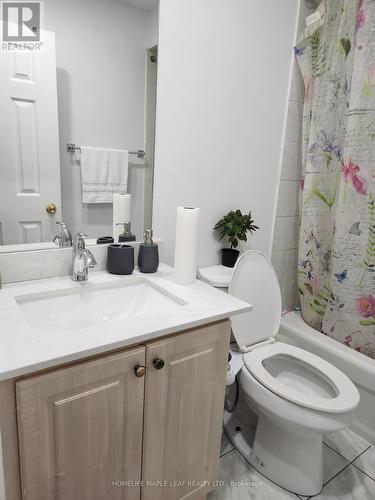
[16,277,186,331]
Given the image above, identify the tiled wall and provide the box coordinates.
[271,1,314,309]
[271,65,303,309]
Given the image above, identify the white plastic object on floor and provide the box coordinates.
[225,348,243,386]
[226,366,235,386]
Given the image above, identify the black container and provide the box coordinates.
[138,245,159,273]
[222,248,239,268]
[97,236,114,245]
[116,222,136,243]
[107,244,134,275]
[119,233,136,243]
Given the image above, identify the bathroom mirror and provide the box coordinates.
[0,0,159,252]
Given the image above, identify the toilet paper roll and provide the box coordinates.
[113,193,131,241]
[174,206,200,285]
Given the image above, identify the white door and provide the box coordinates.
[0,29,61,245]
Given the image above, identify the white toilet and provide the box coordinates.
[227,250,360,496]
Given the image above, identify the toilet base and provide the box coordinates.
[249,413,323,496]
[224,409,324,496]
[223,409,257,458]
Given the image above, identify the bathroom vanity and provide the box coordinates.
[0,266,250,500]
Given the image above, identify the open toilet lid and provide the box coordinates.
[229,251,282,349]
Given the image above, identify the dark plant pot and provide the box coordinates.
[107,244,134,275]
[221,248,239,268]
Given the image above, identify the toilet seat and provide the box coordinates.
[243,342,360,413]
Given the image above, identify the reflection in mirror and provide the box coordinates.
[0,0,159,252]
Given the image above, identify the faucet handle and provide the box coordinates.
[53,235,62,247]
[85,249,97,269]
[54,222,72,247]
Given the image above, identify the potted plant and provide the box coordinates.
[214,209,259,267]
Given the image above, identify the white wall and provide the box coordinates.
[153,0,299,267]
[45,0,158,239]
[144,6,159,49]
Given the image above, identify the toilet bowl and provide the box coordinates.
[227,251,360,497]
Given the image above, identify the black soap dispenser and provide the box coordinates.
[116,222,136,242]
[138,229,159,273]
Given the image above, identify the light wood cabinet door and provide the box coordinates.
[141,320,230,500]
[16,347,146,500]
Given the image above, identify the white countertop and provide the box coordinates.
[0,264,251,381]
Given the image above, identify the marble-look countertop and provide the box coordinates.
[0,264,251,381]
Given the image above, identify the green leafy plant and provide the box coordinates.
[309,29,326,80]
[363,194,375,270]
[214,210,259,249]
[339,38,351,58]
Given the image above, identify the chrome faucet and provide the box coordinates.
[53,222,72,247]
[72,233,97,282]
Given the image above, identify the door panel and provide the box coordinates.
[142,321,230,500]
[0,29,61,245]
[16,348,145,500]
[19,221,42,243]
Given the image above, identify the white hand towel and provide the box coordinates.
[80,147,129,203]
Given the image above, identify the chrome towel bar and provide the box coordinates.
[66,143,146,159]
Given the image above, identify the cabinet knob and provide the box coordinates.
[153,358,165,370]
[134,365,146,377]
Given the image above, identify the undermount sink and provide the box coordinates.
[16,278,186,331]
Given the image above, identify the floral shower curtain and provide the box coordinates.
[296,0,375,359]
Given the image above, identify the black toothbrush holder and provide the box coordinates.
[107,244,134,275]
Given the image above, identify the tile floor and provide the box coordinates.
[208,428,375,499]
